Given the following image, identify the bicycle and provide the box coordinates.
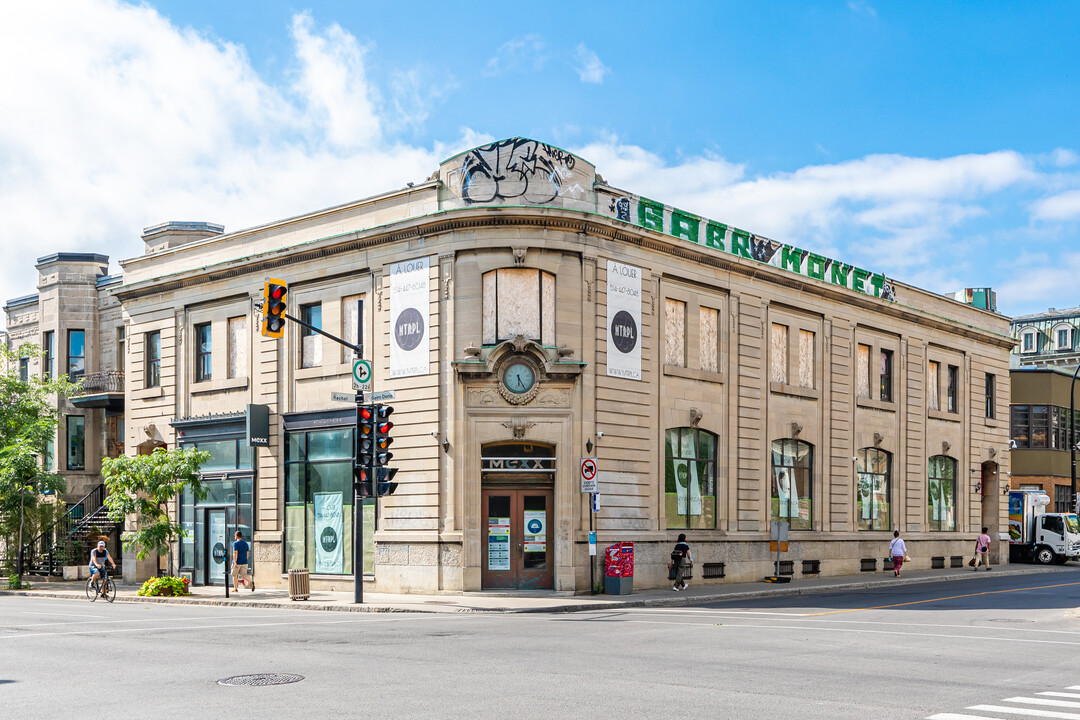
[86,568,115,603]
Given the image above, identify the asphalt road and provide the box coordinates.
[3,568,1080,720]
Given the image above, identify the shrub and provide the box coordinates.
[6,573,31,590]
[137,575,190,597]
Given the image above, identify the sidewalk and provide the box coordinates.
[3,563,1071,614]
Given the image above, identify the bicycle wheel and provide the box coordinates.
[87,577,98,602]
[103,576,115,603]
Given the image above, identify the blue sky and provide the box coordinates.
[3,1,1079,318]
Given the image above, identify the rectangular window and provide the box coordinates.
[985,373,995,419]
[145,331,161,388]
[664,299,686,367]
[927,360,940,411]
[194,323,212,382]
[947,364,959,413]
[1056,485,1073,514]
[116,326,125,373]
[300,303,322,369]
[44,437,54,471]
[1010,405,1030,448]
[856,449,891,531]
[227,316,247,379]
[284,428,362,575]
[798,330,814,389]
[771,439,813,530]
[770,323,788,384]
[42,331,54,380]
[18,357,28,382]
[880,349,893,402]
[699,307,718,373]
[1031,405,1049,448]
[1059,328,1071,351]
[856,343,871,399]
[1023,332,1035,353]
[343,295,362,358]
[66,416,85,471]
[68,329,85,378]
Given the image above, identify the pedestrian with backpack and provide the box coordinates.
[670,533,692,591]
[973,527,992,571]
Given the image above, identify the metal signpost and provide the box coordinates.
[581,458,598,594]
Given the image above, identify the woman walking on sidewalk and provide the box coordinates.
[670,534,692,591]
[889,530,908,577]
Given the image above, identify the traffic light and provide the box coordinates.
[353,467,373,497]
[261,279,288,338]
[357,404,375,468]
[374,404,394,466]
[377,467,399,496]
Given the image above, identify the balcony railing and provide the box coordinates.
[72,371,124,396]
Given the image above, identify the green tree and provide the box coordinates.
[0,343,77,583]
[101,446,211,576]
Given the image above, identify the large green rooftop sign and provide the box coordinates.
[605,193,896,301]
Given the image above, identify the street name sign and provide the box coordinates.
[330,392,355,403]
[368,390,396,402]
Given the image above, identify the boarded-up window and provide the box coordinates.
[700,307,718,373]
[482,269,555,346]
[770,323,788,384]
[343,295,362,357]
[798,330,814,389]
[928,360,940,411]
[856,343,871,399]
[665,299,686,367]
[227,316,247,379]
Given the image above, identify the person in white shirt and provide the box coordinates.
[889,530,908,578]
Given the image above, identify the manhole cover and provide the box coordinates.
[218,673,305,687]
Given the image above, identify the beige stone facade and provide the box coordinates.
[86,138,1014,593]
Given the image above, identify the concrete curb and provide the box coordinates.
[1,565,1065,614]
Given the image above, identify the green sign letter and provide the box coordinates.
[671,211,700,244]
[638,198,665,232]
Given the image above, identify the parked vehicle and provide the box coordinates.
[1008,490,1080,564]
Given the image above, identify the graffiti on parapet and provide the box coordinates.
[447,138,589,206]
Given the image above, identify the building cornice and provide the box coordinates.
[114,205,1014,349]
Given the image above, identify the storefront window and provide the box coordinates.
[928,455,956,532]
[286,427,372,575]
[856,448,890,531]
[663,428,716,529]
[771,439,812,530]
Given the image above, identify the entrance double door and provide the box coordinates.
[482,489,553,589]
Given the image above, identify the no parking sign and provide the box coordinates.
[580,458,598,493]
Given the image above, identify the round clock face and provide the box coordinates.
[502,362,536,394]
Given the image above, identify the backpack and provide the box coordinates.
[671,546,686,562]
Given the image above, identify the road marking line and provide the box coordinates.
[803,581,1080,616]
[0,613,335,629]
[1042,694,1080,699]
[1004,697,1080,708]
[623,619,1080,646]
[927,714,1009,720]
[967,705,1080,719]
[21,611,106,619]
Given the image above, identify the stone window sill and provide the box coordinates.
[132,385,164,400]
[856,396,897,412]
[191,377,249,395]
[663,365,725,384]
[769,382,821,400]
[928,409,962,423]
[296,362,352,381]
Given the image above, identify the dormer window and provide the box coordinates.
[1021,329,1037,354]
[1053,324,1073,352]
[482,269,555,346]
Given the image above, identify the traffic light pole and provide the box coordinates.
[355,393,366,604]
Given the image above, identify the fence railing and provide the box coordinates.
[19,483,122,577]
[72,371,124,395]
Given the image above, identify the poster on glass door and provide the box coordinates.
[209,513,226,583]
[389,257,430,378]
[606,260,642,380]
[487,516,510,570]
[314,492,344,574]
[523,511,546,553]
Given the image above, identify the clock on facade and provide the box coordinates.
[501,361,536,394]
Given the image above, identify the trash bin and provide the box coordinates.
[287,568,310,600]
[603,541,634,595]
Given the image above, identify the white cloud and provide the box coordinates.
[483,34,547,76]
[1031,189,1080,222]
[572,44,610,84]
[847,1,878,17]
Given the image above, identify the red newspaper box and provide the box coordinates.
[603,541,634,594]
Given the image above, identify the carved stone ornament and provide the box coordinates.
[873,432,885,447]
[501,418,536,439]
[690,408,704,428]
[988,447,997,459]
[942,440,951,455]
[513,247,527,266]
[790,421,802,438]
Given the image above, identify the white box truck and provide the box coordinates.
[1008,490,1080,564]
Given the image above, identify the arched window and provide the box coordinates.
[928,455,957,532]
[1053,323,1074,352]
[1020,328,1038,354]
[856,448,891,531]
[482,269,556,346]
[664,428,717,529]
[771,439,813,530]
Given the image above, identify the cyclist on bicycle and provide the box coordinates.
[89,540,115,595]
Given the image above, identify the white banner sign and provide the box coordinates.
[606,260,642,380]
[314,492,344,574]
[389,257,430,378]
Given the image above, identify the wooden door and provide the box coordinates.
[481,489,553,589]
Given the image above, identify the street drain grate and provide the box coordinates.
[218,673,305,687]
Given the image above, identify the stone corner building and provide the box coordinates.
[114,137,1012,593]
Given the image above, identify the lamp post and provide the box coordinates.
[1071,363,1080,514]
